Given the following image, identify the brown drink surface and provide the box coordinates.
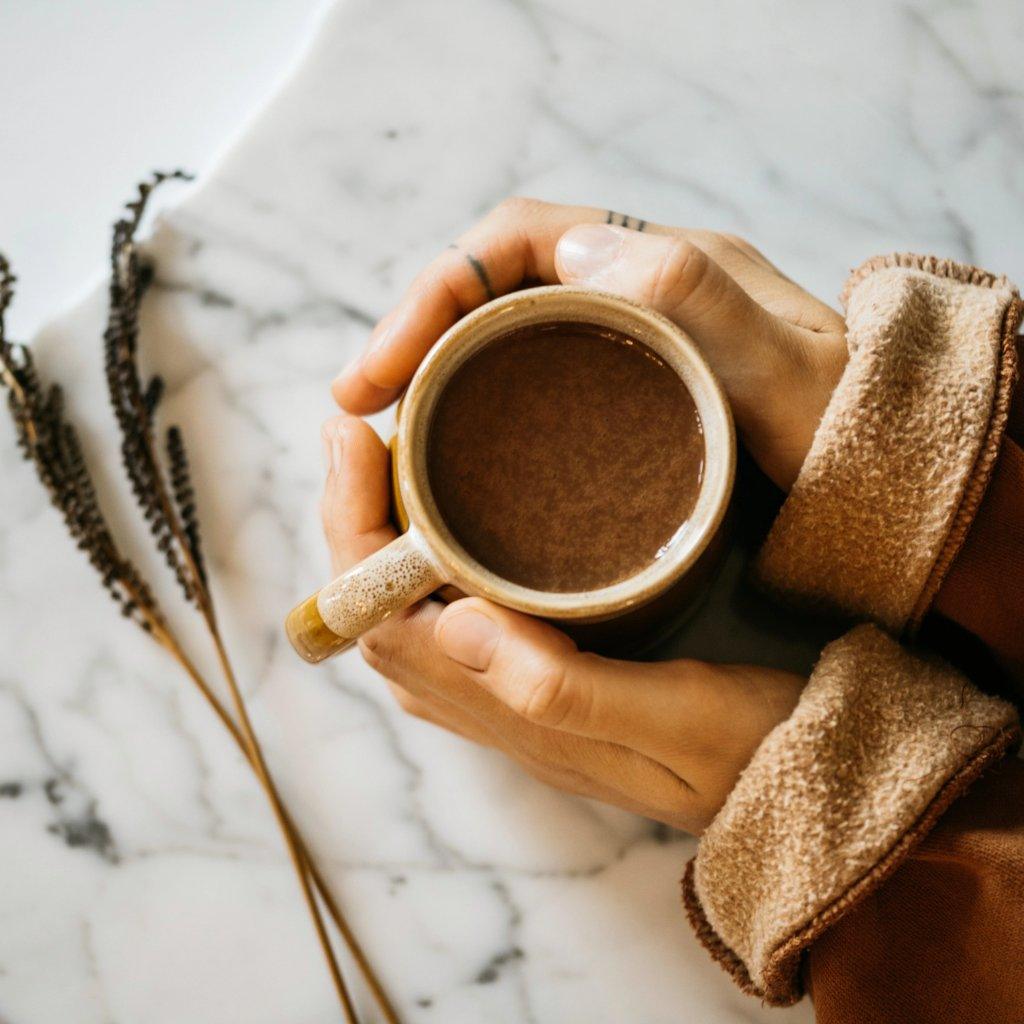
[426,322,704,592]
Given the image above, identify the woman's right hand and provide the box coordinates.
[320,415,805,835]
[332,198,848,490]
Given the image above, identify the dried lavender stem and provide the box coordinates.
[104,219,359,1018]
[141,604,399,1023]
[137,421,377,1022]
[137,601,358,1021]
[0,366,31,438]
[195,618,359,1022]
[3,185,400,1023]
[124,415,398,1023]
[151,605,399,1022]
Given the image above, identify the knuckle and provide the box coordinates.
[394,689,425,718]
[493,195,544,221]
[519,760,556,789]
[660,810,698,835]
[513,746,547,777]
[514,750,582,794]
[517,661,582,728]
[532,761,596,800]
[358,630,394,675]
[718,231,748,250]
[319,495,336,538]
[648,239,710,309]
[719,232,764,263]
[642,783,707,837]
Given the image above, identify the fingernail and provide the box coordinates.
[558,224,625,280]
[438,608,501,671]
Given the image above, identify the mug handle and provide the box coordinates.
[285,531,443,663]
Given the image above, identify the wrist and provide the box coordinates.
[684,625,1018,1004]
[741,327,847,490]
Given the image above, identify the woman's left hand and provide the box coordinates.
[332,198,847,491]
[321,415,804,834]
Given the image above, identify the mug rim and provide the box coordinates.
[395,285,736,620]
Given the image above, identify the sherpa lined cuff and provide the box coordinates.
[682,624,1019,1006]
[756,254,1021,633]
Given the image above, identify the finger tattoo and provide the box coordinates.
[449,243,496,300]
[605,210,646,232]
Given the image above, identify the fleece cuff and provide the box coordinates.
[756,254,1021,633]
[682,624,1019,1006]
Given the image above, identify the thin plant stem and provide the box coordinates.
[140,588,400,1024]
[197,619,358,1021]
[109,282,365,1020]
[302,854,398,1023]
[2,202,401,1023]
[205,617,403,1023]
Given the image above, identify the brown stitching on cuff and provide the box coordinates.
[682,860,763,998]
[682,723,1020,1006]
[909,296,1023,632]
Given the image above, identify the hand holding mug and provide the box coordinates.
[290,286,735,660]
[302,198,851,831]
[333,198,847,490]
[322,415,804,834]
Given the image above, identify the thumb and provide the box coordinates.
[434,597,676,751]
[555,224,791,398]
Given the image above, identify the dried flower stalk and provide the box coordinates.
[1,179,399,1024]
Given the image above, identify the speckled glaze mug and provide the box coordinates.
[285,286,735,664]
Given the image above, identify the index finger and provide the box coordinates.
[331,198,649,414]
[320,414,396,574]
[320,413,437,646]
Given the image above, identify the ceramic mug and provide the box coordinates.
[285,285,735,664]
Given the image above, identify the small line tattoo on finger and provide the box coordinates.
[605,211,646,232]
[464,252,496,301]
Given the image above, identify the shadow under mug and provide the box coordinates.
[285,285,736,664]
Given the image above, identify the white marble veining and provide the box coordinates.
[2,1,1022,1021]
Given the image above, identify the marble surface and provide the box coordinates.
[2,1,1022,1021]
[0,0,326,342]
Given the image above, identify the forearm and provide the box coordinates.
[805,755,1024,1024]
[683,625,1019,1008]
[686,253,1024,1021]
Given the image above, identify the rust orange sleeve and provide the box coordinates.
[934,339,1024,687]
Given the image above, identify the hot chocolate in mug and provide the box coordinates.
[285,286,735,663]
